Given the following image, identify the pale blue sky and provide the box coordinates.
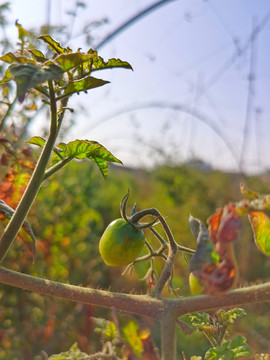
[6,0,270,174]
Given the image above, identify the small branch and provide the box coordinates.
[150,227,195,255]
[131,208,178,297]
[0,98,16,131]
[171,282,270,316]
[43,156,74,180]
[177,244,195,255]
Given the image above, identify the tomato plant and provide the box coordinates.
[0,20,270,360]
[99,218,145,266]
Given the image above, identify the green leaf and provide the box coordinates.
[189,312,211,330]
[64,139,122,178]
[0,199,36,263]
[122,320,143,356]
[204,336,253,360]
[87,49,133,71]
[53,52,96,72]
[27,137,67,168]
[47,140,122,178]
[37,35,72,54]
[50,143,66,166]
[9,63,63,102]
[249,211,270,256]
[26,136,46,147]
[48,342,88,359]
[217,308,246,326]
[103,321,118,341]
[64,76,109,97]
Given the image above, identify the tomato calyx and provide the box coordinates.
[120,190,158,230]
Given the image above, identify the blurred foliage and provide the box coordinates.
[1,158,270,358]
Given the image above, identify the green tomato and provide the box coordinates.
[99,218,145,266]
[189,272,204,295]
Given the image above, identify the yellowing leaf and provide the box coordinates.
[87,49,133,72]
[0,52,35,64]
[15,21,28,42]
[53,53,95,72]
[122,320,143,356]
[37,35,72,54]
[249,211,270,256]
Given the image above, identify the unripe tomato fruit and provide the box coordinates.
[99,218,145,266]
[189,272,203,295]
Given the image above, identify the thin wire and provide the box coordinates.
[84,101,240,168]
[94,0,178,50]
[239,17,257,172]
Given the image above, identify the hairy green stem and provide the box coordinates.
[0,266,164,319]
[0,98,16,131]
[0,81,58,263]
[44,156,74,180]
[1,266,270,317]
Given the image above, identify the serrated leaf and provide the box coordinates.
[26,136,46,147]
[47,140,122,178]
[0,52,36,64]
[29,49,47,63]
[217,308,246,325]
[48,342,88,359]
[249,211,270,256]
[205,336,253,360]
[189,312,211,329]
[0,199,36,262]
[53,52,95,72]
[64,139,122,178]
[64,76,109,96]
[37,35,72,54]
[87,49,133,71]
